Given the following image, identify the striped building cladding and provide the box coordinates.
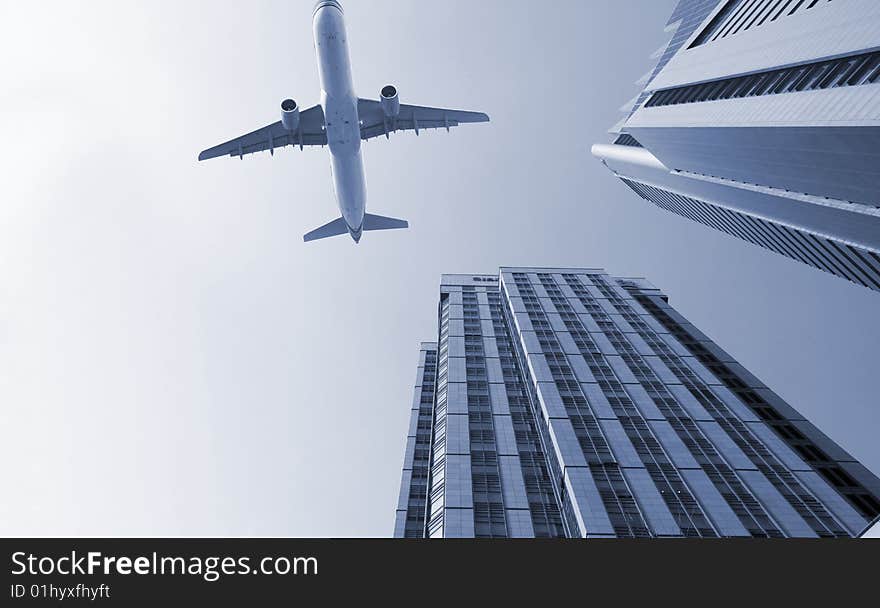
[396,342,438,538]
[594,0,880,292]
[394,268,880,538]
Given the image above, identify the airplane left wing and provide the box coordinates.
[357,99,489,141]
[198,105,327,161]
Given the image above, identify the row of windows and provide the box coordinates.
[634,293,880,521]
[629,294,857,535]
[463,295,513,538]
[425,302,452,538]
[513,274,654,538]
[562,273,776,537]
[645,47,880,107]
[402,346,439,537]
[544,275,724,538]
[689,351,860,490]
[623,0,721,119]
[492,290,568,537]
[690,0,831,47]
[613,133,642,147]
[583,274,855,536]
[621,179,880,292]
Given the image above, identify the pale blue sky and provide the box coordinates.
[1,0,877,537]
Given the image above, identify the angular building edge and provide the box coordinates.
[394,267,880,538]
[594,0,880,292]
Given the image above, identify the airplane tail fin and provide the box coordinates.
[303,217,348,242]
[363,213,408,233]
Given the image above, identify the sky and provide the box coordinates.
[1,0,878,537]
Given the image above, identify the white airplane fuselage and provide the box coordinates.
[313,1,366,241]
[199,0,488,242]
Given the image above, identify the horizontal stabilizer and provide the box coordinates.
[303,217,349,242]
[363,213,408,232]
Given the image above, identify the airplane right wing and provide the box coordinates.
[198,105,327,161]
[357,99,489,140]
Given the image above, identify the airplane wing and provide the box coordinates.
[357,99,489,141]
[198,105,327,161]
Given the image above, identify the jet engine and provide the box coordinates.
[281,99,300,131]
[380,85,400,118]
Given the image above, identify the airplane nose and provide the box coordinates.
[313,0,343,15]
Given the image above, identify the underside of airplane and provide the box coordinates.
[198,1,489,244]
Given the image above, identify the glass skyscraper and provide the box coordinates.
[593,0,880,292]
[394,268,880,538]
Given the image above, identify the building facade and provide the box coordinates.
[593,0,880,292]
[394,268,880,538]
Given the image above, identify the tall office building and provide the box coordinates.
[592,0,880,292]
[394,268,880,538]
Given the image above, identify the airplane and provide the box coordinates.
[198,0,490,243]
